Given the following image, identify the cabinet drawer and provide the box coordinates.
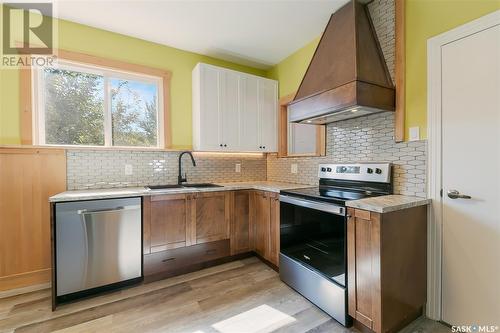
[144,239,230,276]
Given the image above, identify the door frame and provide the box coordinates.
[426,10,500,321]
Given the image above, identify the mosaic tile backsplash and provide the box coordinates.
[267,113,427,198]
[66,150,266,190]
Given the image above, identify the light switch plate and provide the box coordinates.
[291,164,298,174]
[124,164,133,175]
[409,127,420,141]
[235,163,241,173]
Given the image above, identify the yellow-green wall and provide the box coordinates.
[266,0,500,140]
[0,16,265,148]
[405,0,500,139]
[266,37,320,98]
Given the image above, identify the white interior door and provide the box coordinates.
[441,23,500,325]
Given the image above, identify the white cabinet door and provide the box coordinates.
[258,79,278,152]
[193,63,278,153]
[239,75,260,151]
[193,64,222,151]
[220,70,240,151]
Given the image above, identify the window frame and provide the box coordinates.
[21,49,172,149]
[278,92,326,158]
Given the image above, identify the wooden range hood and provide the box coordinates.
[288,0,395,124]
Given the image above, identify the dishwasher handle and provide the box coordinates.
[77,205,140,215]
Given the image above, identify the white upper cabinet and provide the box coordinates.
[192,64,221,151]
[220,70,240,150]
[192,63,278,152]
[258,79,278,152]
[239,75,260,151]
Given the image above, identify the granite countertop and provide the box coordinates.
[49,181,313,202]
[345,195,431,213]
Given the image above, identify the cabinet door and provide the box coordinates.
[269,193,280,266]
[220,70,240,151]
[239,76,260,151]
[147,194,192,253]
[258,79,278,152]
[252,191,271,259]
[195,64,222,151]
[230,191,251,255]
[347,208,381,331]
[194,192,230,244]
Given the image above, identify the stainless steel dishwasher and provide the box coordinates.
[54,197,142,304]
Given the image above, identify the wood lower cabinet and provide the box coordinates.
[269,193,280,266]
[143,190,280,279]
[193,191,230,244]
[347,206,427,333]
[230,191,251,255]
[144,191,231,278]
[144,239,230,278]
[143,194,193,254]
[250,191,280,266]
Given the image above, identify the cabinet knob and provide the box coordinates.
[224,144,227,147]
[259,146,262,149]
[263,146,266,149]
[220,144,223,147]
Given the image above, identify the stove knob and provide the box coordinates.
[375,168,382,174]
[340,166,347,173]
[321,167,327,172]
[367,168,373,174]
[326,167,332,172]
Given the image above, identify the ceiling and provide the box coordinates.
[52,0,351,69]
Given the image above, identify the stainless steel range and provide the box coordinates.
[279,163,392,326]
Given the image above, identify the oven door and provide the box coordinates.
[279,195,347,287]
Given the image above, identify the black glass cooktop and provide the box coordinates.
[281,186,381,204]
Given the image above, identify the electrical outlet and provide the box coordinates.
[235,163,241,173]
[409,127,420,141]
[124,164,133,175]
[291,164,298,174]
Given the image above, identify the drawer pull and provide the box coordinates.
[162,257,176,262]
[205,249,217,255]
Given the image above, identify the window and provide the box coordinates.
[33,58,166,148]
[278,93,325,157]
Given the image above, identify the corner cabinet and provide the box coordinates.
[347,206,427,333]
[192,63,278,152]
[250,191,280,266]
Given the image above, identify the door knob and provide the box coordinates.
[447,190,471,200]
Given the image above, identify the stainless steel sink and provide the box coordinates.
[146,183,222,190]
[180,183,223,188]
[145,184,183,190]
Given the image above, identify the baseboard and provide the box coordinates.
[0,268,51,293]
[0,282,51,299]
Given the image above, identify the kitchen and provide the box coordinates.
[1,1,499,332]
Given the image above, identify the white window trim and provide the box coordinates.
[32,59,165,148]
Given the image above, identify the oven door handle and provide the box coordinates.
[279,195,345,216]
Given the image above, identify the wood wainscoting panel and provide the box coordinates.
[0,148,66,291]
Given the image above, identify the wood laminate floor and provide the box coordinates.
[0,257,450,333]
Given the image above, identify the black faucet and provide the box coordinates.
[178,151,196,184]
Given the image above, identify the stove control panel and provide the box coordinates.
[318,163,391,183]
